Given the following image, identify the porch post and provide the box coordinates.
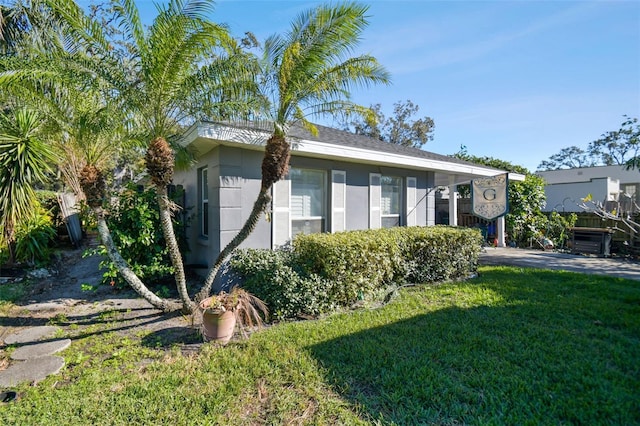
[496,216,506,247]
[448,175,458,226]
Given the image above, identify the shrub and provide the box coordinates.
[230,227,482,319]
[393,226,483,283]
[544,211,577,250]
[14,205,57,265]
[229,248,335,320]
[91,184,187,288]
[35,190,63,229]
[296,226,482,300]
[294,230,404,306]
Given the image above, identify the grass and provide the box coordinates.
[1,266,639,425]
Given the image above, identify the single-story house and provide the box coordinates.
[174,121,524,268]
[537,165,640,213]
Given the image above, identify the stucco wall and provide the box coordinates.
[174,145,438,267]
[288,156,435,231]
[543,177,619,212]
[173,145,271,268]
[538,165,640,185]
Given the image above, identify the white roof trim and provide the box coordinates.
[180,121,525,181]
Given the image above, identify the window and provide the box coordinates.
[198,167,208,237]
[290,168,326,237]
[623,184,638,203]
[381,176,402,228]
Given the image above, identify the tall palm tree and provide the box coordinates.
[0,107,57,263]
[198,2,390,299]
[34,0,261,312]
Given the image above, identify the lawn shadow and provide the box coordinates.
[141,326,202,350]
[306,280,640,425]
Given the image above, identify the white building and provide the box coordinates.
[538,165,640,212]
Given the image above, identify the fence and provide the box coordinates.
[553,212,637,246]
[436,198,637,249]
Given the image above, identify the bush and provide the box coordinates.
[35,190,63,229]
[13,205,57,265]
[229,248,335,320]
[231,226,483,319]
[544,211,577,250]
[394,226,483,283]
[294,230,404,305]
[91,184,187,288]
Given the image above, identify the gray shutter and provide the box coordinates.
[272,178,291,247]
[331,170,346,232]
[406,176,417,226]
[369,173,381,229]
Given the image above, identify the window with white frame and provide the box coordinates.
[198,167,208,237]
[290,168,326,237]
[381,176,402,228]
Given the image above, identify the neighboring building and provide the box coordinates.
[538,165,640,212]
[174,121,523,268]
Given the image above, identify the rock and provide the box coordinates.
[11,339,71,360]
[4,326,61,345]
[0,356,65,387]
[27,268,51,279]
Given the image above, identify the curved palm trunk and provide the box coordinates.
[198,188,272,301]
[198,133,289,300]
[155,186,194,313]
[95,208,178,313]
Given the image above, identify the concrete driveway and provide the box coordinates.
[479,247,640,281]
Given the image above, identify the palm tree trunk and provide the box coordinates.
[155,185,194,313]
[197,133,289,300]
[95,208,178,312]
[197,187,272,301]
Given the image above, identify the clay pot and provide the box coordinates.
[199,298,236,344]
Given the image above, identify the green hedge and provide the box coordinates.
[295,226,483,304]
[229,249,336,320]
[230,226,482,320]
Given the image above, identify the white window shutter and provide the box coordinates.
[272,178,291,248]
[369,173,381,229]
[406,177,417,226]
[331,170,346,232]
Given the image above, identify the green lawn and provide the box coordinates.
[1,266,639,425]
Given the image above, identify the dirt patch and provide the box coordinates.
[1,247,202,352]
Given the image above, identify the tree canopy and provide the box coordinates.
[537,116,639,171]
[342,99,434,148]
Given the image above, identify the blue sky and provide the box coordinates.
[138,0,640,172]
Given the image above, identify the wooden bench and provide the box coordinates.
[570,227,614,257]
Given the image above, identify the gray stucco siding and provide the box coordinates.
[288,155,435,231]
[174,143,440,267]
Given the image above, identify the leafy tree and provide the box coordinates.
[537,116,640,171]
[14,0,261,312]
[198,2,390,299]
[537,146,595,171]
[590,116,639,166]
[0,107,57,262]
[452,147,562,247]
[343,99,434,148]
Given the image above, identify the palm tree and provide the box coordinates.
[34,0,261,312]
[0,107,57,263]
[198,2,390,299]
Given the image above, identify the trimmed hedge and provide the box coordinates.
[295,226,482,304]
[230,226,483,320]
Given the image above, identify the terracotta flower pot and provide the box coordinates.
[199,298,237,344]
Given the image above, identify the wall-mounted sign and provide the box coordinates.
[471,173,509,220]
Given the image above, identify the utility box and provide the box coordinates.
[570,227,614,257]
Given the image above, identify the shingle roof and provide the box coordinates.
[200,120,501,172]
[288,123,488,169]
